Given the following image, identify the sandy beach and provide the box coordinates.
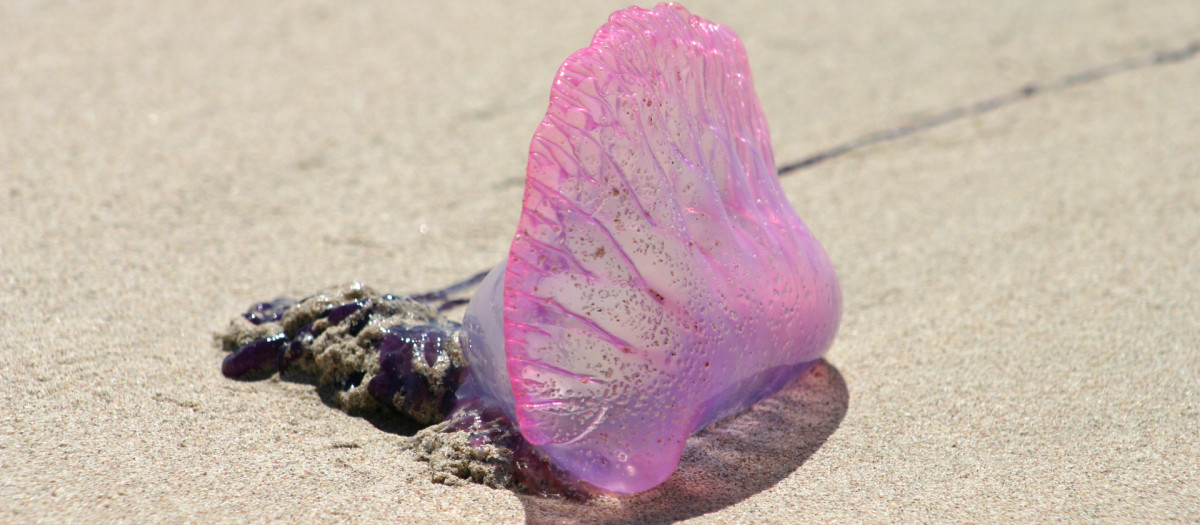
[2,1,1198,522]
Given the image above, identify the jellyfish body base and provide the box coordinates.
[215,283,586,496]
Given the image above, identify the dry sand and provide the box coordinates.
[2,1,1198,522]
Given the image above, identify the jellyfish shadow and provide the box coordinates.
[519,360,849,525]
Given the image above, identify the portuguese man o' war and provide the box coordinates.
[217,3,840,497]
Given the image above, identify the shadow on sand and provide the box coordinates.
[519,360,849,524]
[225,349,847,524]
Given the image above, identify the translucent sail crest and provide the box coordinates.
[463,3,841,494]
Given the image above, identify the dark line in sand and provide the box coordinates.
[776,39,1200,176]
[422,40,1200,301]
